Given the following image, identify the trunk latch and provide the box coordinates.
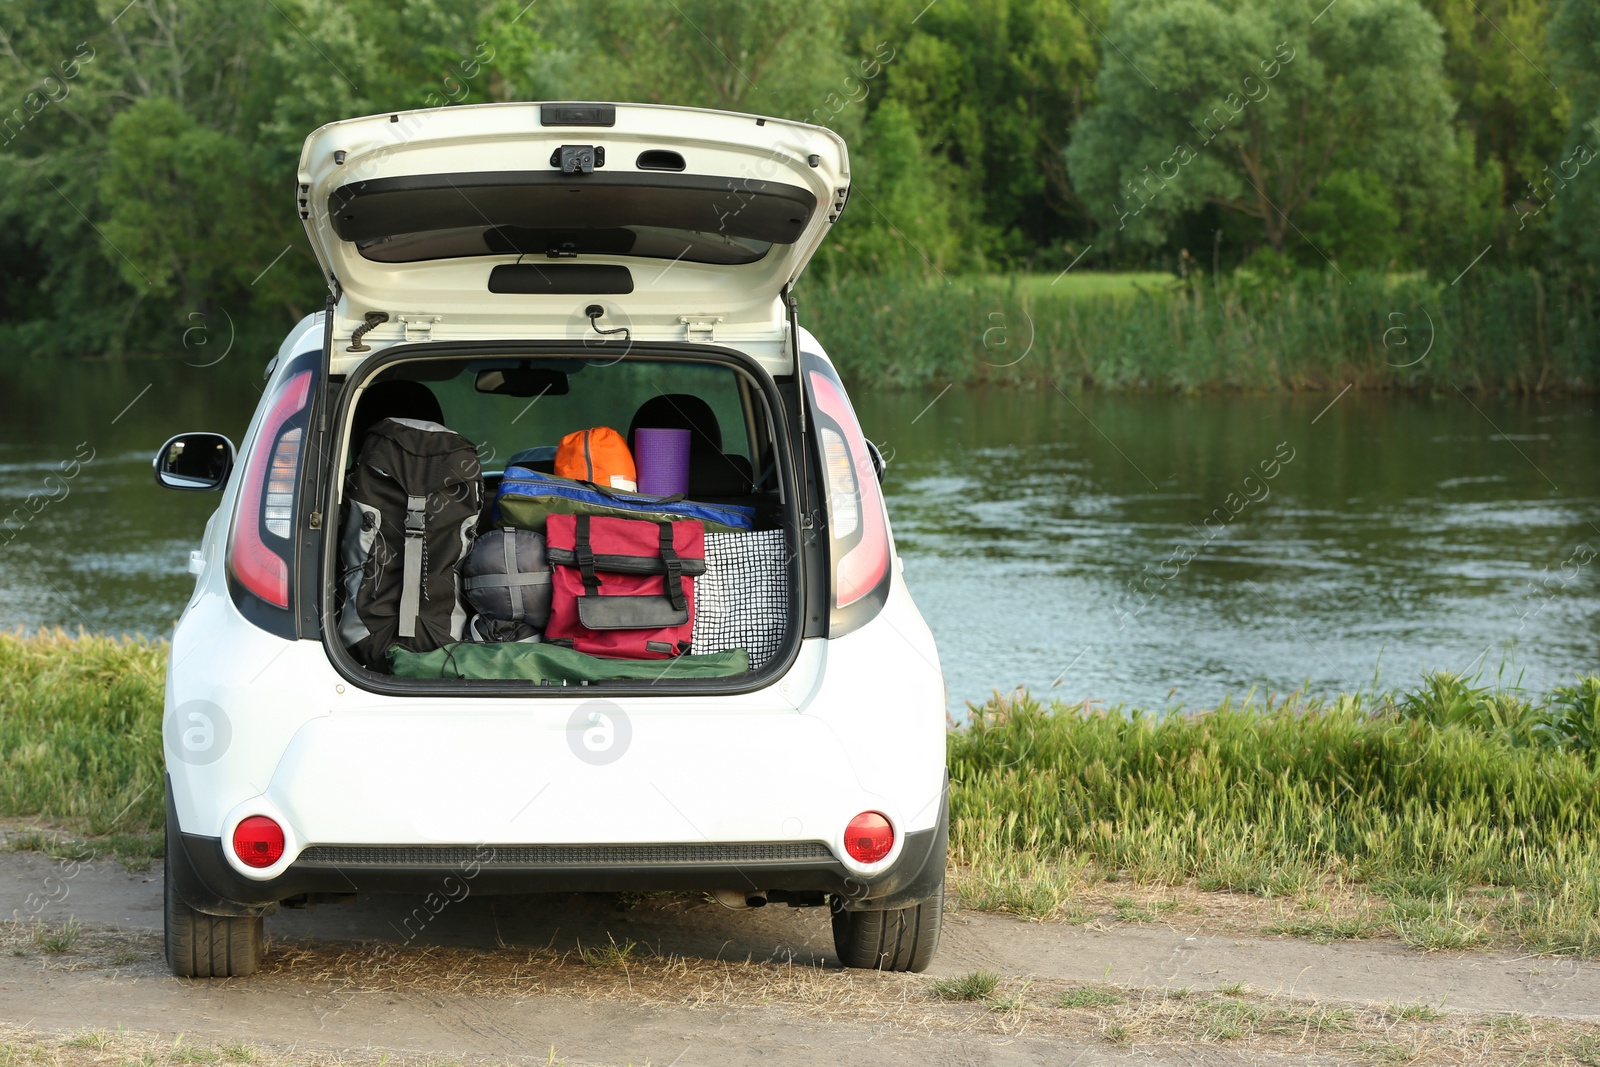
[679,316,723,343]
[551,145,604,174]
[401,314,441,341]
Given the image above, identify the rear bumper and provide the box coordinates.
[168,775,947,913]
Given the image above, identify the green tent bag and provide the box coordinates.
[388,641,750,682]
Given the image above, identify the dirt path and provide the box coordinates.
[2,850,1597,1065]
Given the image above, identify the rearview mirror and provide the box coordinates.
[154,432,235,491]
[865,439,888,483]
[476,367,571,397]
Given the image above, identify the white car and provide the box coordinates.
[153,102,947,978]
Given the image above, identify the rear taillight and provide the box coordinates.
[844,811,894,864]
[263,427,302,537]
[807,371,890,628]
[228,370,312,609]
[232,815,285,868]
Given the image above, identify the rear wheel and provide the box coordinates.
[831,881,943,972]
[164,824,264,978]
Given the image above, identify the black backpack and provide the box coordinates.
[337,417,482,667]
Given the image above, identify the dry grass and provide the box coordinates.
[947,867,1521,955]
[4,979,1600,1067]
[0,1025,556,1067]
[5,920,1600,1065]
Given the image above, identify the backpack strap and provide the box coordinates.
[583,481,686,505]
[503,528,523,622]
[397,494,428,638]
[574,514,602,595]
[658,521,686,613]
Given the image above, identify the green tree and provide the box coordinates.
[0,0,546,352]
[860,0,1100,264]
[1423,0,1570,214]
[1066,0,1487,271]
[1295,169,1402,268]
[531,0,853,120]
[1549,0,1600,269]
[98,97,273,304]
[822,98,962,274]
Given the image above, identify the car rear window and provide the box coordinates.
[387,358,752,473]
[330,172,815,266]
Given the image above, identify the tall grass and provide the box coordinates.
[805,269,1600,392]
[949,676,1600,955]
[0,630,165,835]
[2,632,1597,955]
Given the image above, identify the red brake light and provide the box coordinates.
[232,815,285,868]
[807,372,889,609]
[844,811,894,864]
[228,370,312,609]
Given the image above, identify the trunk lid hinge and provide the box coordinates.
[401,314,441,342]
[679,315,723,343]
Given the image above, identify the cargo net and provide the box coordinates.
[691,529,789,669]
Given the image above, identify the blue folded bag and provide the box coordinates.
[493,466,756,532]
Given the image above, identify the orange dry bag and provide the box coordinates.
[555,426,638,492]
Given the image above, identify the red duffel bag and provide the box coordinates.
[544,513,706,659]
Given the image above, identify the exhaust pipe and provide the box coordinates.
[712,889,768,909]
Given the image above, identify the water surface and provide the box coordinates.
[0,358,1594,710]
[853,387,1598,709]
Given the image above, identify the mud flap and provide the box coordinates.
[164,775,277,918]
[838,774,949,912]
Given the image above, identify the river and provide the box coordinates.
[1,358,1595,710]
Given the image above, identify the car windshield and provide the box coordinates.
[369,358,754,476]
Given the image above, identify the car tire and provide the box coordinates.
[164,826,264,978]
[831,880,943,972]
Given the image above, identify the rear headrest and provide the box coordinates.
[351,380,444,444]
[628,393,722,455]
[628,394,751,496]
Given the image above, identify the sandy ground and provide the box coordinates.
[2,849,1597,1065]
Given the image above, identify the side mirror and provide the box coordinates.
[154,432,235,491]
[865,439,888,483]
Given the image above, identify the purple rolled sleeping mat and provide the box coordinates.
[634,427,692,497]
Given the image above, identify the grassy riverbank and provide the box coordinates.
[806,269,1600,393]
[0,632,166,864]
[3,632,1598,954]
[951,680,1600,956]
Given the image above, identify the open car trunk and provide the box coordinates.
[297,102,849,360]
[292,102,847,692]
[318,342,809,696]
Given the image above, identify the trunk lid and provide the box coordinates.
[298,102,849,363]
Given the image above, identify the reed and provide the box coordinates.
[804,269,1600,393]
[948,675,1600,955]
